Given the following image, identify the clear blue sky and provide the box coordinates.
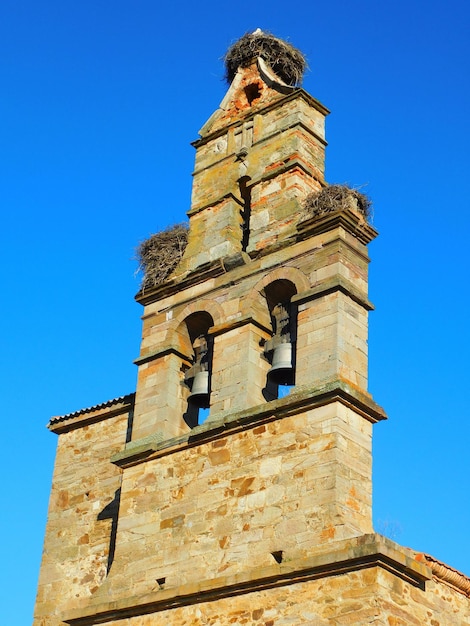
[1,1,469,623]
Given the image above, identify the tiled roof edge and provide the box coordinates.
[48,393,135,427]
[415,553,470,597]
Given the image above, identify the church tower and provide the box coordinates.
[34,32,470,626]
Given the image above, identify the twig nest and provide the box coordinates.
[224,31,307,86]
[136,223,188,289]
[303,185,372,220]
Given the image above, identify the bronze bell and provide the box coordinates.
[268,341,295,386]
[188,370,210,408]
[186,333,211,408]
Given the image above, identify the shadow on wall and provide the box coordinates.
[97,487,121,573]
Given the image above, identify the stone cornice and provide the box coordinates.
[111,379,386,468]
[135,215,372,308]
[298,209,378,245]
[248,153,323,187]
[292,274,374,311]
[135,261,226,306]
[134,317,271,367]
[208,314,271,338]
[191,153,324,209]
[187,191,243,216]
[134,346,191,367]
[62,534,430,625]
[252,117,327,150]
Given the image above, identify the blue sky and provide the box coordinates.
[1,1,469,623]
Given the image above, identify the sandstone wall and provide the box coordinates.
[96,402,373,603]
[34,402,132,626]
[101,570,470,626]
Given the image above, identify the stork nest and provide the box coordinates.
[303,185,372,220]
[224,31,306,86]
[136,223,188,289]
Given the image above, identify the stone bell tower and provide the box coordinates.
[35,32,470,626]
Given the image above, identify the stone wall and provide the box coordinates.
[34,399,133,626]
[92,568,470,626]
[92,401,374,604]
[62,535,470,624]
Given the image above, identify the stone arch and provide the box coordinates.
[170,301,222,428]
[246,267,308,397]
[174,299,224,329]
[251,266,310,299]
[164,299,224,357]
[243,266,310,327]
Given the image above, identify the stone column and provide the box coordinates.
[294,285,371,391]
[209,317,271,416]
[132,347,191,440]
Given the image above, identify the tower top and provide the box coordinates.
[224,30,307,86]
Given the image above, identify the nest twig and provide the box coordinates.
[136,223,188,289]
[303,185,372,220]
[224,31,307,86]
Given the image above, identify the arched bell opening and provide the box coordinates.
[262,280,298,401]
[182,312,214,427]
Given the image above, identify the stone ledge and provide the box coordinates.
[248,154,322,188]
[298,208,378,245]
[134,346,191,367]
[135,261,225,306]
[190,155,322,215]
[209,314,271,338]
[135,316,270,367]
[111,379,386,468]
[135,213,371,308]
[188,190,243,216]
[292,274,374,311]
[252,117,327,153]
[62,534,430,625]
